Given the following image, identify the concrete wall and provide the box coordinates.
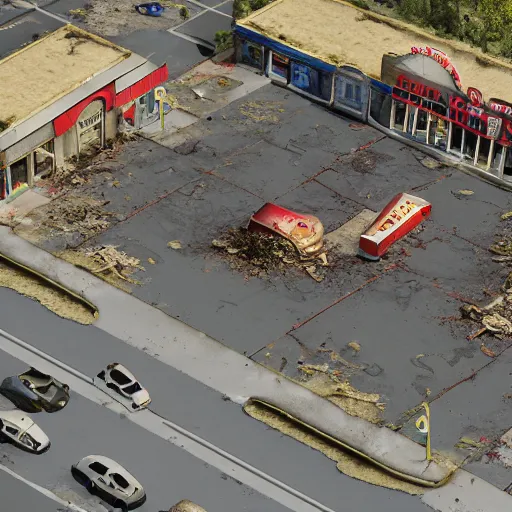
[105,108,118,141]
[54,126,78,168]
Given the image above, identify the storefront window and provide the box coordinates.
[270,52,289,80]
[35,141,54,177]
[394,102,407,131]
[10,157,28,193]
[0,168,5,200]
[290,61,331,101]
[241,40,262,69]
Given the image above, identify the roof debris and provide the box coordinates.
[212,228,328,281]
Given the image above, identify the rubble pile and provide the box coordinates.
[211,228,327,281]
[57,245,144,291]
[44,196,114,236]
[461,215,512,342]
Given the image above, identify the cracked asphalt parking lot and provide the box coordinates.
[42,83,512,486]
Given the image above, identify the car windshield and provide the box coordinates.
[110,369,132,386]
[122,382,142,395]
[35,383,59,400]
[89,462,108,475]
[110,473,130,489]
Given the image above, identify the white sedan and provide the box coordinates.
[71,455,146,511]
[0,410,50,454]
[96,363,151,411]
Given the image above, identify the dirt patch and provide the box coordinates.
[244,400,425,494]
[57,246,144,293]
[13,195,115,245]
[211,228,328,282]
[69,0,197,37]
[238,100,285,123]
[345,150,393,174]
[0,262,95,324]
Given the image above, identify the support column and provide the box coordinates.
[487,139,495,170]
[499,146,507,179]
[27,153,34,187]
[390,99,396,130]
[426,114,432,145]
[403,104,409,133]
[473,136,481,166]
[447,122,453,152]
[412,107,419,137]
[460,129,466,158]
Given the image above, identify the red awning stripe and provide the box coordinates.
[115,64,169,107]
[53,84,116,137]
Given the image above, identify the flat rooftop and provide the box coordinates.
[239,0,512,102]
[0,25,130,129]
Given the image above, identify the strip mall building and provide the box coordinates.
[0,25,168,202]
[234,0,512,188]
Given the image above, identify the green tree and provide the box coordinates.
[478,0,512,52]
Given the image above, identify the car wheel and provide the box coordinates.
[86,480,95,495]
[113,499,128,511]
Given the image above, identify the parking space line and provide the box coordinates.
[167,27,216,50]
[185,0,233,17]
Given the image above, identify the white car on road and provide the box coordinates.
[96,363,151,411]
[0,410,50,454]
[71,455,146,511]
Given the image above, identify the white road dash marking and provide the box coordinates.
[0,463,89,512]
[0,328,336,512]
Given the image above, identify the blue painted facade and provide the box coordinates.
[234,24,390,121]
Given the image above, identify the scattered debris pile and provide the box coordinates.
[212,228,328,281]
[13,195,115,245]
[0,262,95,325]
[57,245,144,292]
[461,213,512,344]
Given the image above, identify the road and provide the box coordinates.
[0,286,434,512]
[0,345,294,512]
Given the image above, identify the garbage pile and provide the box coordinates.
[212,228,328,281]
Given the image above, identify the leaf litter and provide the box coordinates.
[57,245,144,293]
[211,228,328,281]
[461,211,512,343]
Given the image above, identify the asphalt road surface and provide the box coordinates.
[0,464,69,512]
[0,347,292,512]
[0,286,434,512]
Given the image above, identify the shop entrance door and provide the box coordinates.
[77,100,104,153]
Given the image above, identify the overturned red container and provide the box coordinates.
[359,193,431,261]
[248,203,324,256]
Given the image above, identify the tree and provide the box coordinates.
[478,0,512,52]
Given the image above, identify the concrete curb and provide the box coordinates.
[0,226,451,486]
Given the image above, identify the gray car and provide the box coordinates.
[0,367,70,413]
[71,455,146,511]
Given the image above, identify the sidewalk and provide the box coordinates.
[139,56,270,146]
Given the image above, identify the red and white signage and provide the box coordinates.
[411,46,462,89]
[248,203,324,256]
[359,193,431,261]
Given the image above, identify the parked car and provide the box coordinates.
[97,363,151,410]
[0,410,50,454]
[0,367,70,413]
[71,455,146,511]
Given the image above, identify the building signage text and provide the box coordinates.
[411,46,462,89]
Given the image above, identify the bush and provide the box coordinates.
[214,30,233,53]
[501,33,512,58]
[348,0,370,9]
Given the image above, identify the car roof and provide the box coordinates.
[110,364,137,383]
[0,410,34,430]
[79,456,139,481]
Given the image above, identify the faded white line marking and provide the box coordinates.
[0,463,89,512]
[0,328,336,512]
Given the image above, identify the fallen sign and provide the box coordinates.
[248,203,326,259]
[359,193,431,261]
